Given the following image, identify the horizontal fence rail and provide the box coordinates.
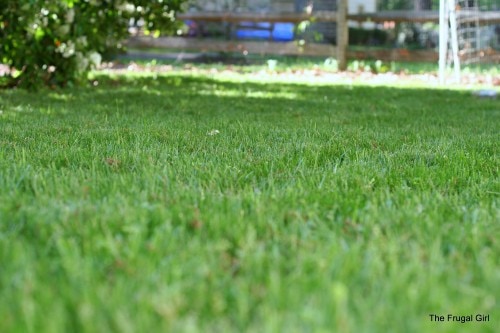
[127,36,499,63]
[125,9,500,64]
[178,10,500,25]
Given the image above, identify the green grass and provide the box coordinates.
[0,73,499,333]
[122,51,500,75]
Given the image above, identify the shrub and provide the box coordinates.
[0,0,186,89]
[348,27,390,46]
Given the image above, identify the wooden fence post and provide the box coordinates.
[336,0,348,70]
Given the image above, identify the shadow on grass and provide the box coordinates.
[1,74,498,130]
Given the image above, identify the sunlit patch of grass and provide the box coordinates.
[120,51,500,77]
[0,73,499,333]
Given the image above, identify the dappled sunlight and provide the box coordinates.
[197,87,298,100]
[1,74,497,125]
[47,92,76,101]
[1,69,498,333]
[96,61,500,89]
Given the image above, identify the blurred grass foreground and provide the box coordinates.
[0,70,499,332]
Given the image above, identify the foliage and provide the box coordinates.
[348,27,390,46]
[377,0,439,10]
[379,0,498,10]
[0,0,186,88]
[378,0,414,10]
[0,73,498,332]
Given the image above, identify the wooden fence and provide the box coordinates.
[126,9,500,63]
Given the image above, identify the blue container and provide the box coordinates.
[236,22,294,41]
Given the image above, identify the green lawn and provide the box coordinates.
[0,74,498,333]
[122,52,500,76]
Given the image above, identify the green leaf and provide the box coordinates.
[34,27,45,41]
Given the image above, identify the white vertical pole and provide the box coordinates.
[448,0,461,83]
[439,0,448,84]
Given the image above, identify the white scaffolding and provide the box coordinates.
[439,0,482,84]
[439,0,460,84]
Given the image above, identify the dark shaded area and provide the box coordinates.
[1,74,497,130]
[119,51,254,65]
